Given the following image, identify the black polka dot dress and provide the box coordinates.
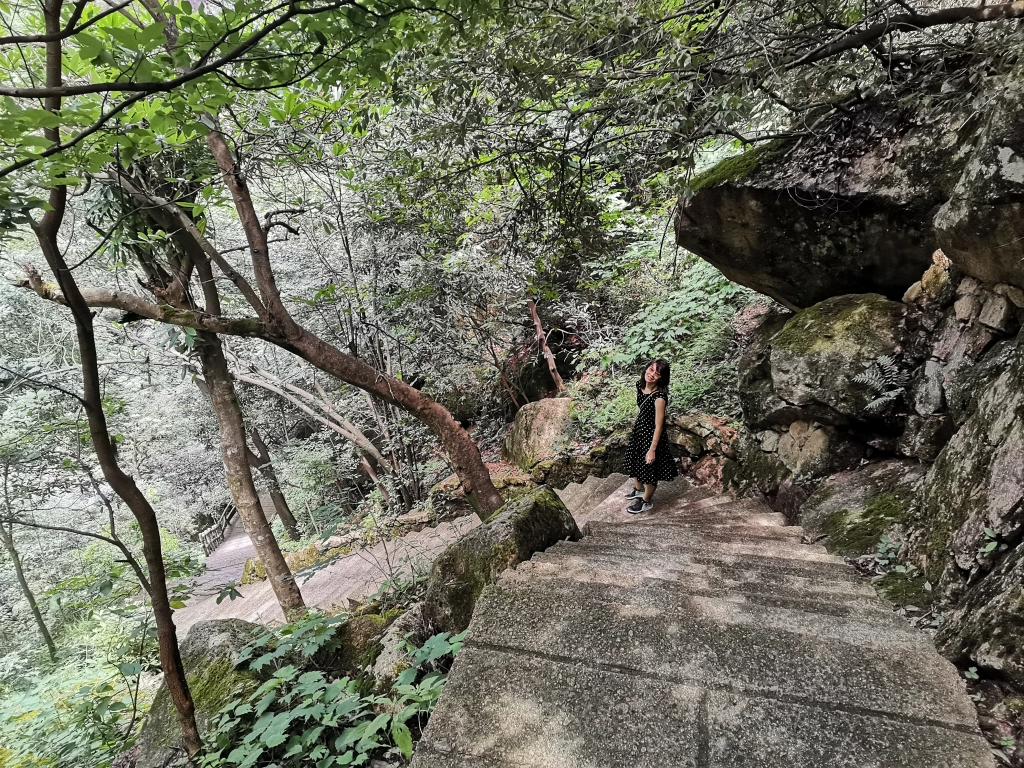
[622,381,679,486]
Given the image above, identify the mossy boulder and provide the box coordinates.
[936,58,1024,290]
[332,610,403,676]
[800,460,925,554]
[132,619,263,768]
[769,294,909,425]
[422,486,581,633]
[501,398,572,471]
[529,432,630,490]
[673,90,992,310]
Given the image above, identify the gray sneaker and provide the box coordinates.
[626,499,654,514]
[624,487,643,500]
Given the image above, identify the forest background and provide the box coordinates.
[0,0,1020,763]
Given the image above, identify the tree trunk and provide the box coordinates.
[528,298,566,393]
[204,127,505,518]
[246,429,300,540]
[0,523,57,660]
[30,0,200,752]
[286,333,504,515]
[196,332,305,615]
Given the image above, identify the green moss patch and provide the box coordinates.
[875,570,934,608]
[771,294,904,358]
[823,493,909,555]
[688,140,791,192]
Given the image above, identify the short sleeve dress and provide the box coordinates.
[622,381,679,486]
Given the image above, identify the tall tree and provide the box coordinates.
[19,0,200,751]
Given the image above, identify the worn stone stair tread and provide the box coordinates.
[564,531,837,564]
[585,521,803,544]
[555,473,628,518]
[466,580,976,726]
[547,540,865,586]
[513,561,898,621]
[412,648,992,768]
[530,548,879,597]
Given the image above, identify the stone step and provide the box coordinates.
[555,473,628,518]
[531,547,876,597]
[467,577,978,728]
[543,542,870,595]
[565,529,837,565]
[585,521,802,544]
[514,559,897,622]
[411,647,993,768]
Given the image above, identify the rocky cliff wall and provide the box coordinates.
[728,252,1024,686]
[675,59,1024,310]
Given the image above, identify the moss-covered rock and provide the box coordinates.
[132,619,263,768]
[673,91,986,310]
[875,570,935,609]
[823,493,912,556]
[799,460,925,550]
[422,486,581,633]
[501,398,572,471]
[332,610,402,675]
[769,294,909,425]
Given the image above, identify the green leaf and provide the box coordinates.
[392,720,413,758]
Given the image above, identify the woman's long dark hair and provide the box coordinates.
[638,359,671,392]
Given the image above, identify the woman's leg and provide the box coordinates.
[643,483,657,502]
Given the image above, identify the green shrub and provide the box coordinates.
[199,613,464,767]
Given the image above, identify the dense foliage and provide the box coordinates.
[1,0,1019,762]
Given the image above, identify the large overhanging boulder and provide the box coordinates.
[935,60,1024,288]
[675,67,1024,308]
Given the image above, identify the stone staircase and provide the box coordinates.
[411,478,994,768]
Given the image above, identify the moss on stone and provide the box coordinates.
[240,556,266,585]
[688,140,791,192]
[823,492,909,555]
[875,570,934,608]
[1004,697,1024,717]
[188,657,251,717]
[771,294,904,357]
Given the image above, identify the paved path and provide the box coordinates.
[412,477,994,768]
[175,513,479,636]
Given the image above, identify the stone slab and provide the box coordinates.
[514,560,898,622]
[413,647,703,768]
[553,540,861,586]
[530,549,877,597]
[566,532,837,564]
[412,648,993,768]
[467,579,978,727]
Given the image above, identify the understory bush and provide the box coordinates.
[568,257,755,438]
[199,613,464,768]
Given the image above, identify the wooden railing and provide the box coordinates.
[199,503,238,556]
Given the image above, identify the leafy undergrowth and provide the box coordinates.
[567,258,757,441]
[199,613,464,768]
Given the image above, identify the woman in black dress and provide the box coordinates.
[622,359,678,513]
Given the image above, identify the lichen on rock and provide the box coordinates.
[131,619,264,768]
[422,486,581,633]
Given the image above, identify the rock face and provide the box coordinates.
[799,460,926,552]
[675,67,1023,308]
[936,61,1024,289]
[422,486,581,633]
[501,398,572,471]
[132,619,262,768]
[727,250,1024,685]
